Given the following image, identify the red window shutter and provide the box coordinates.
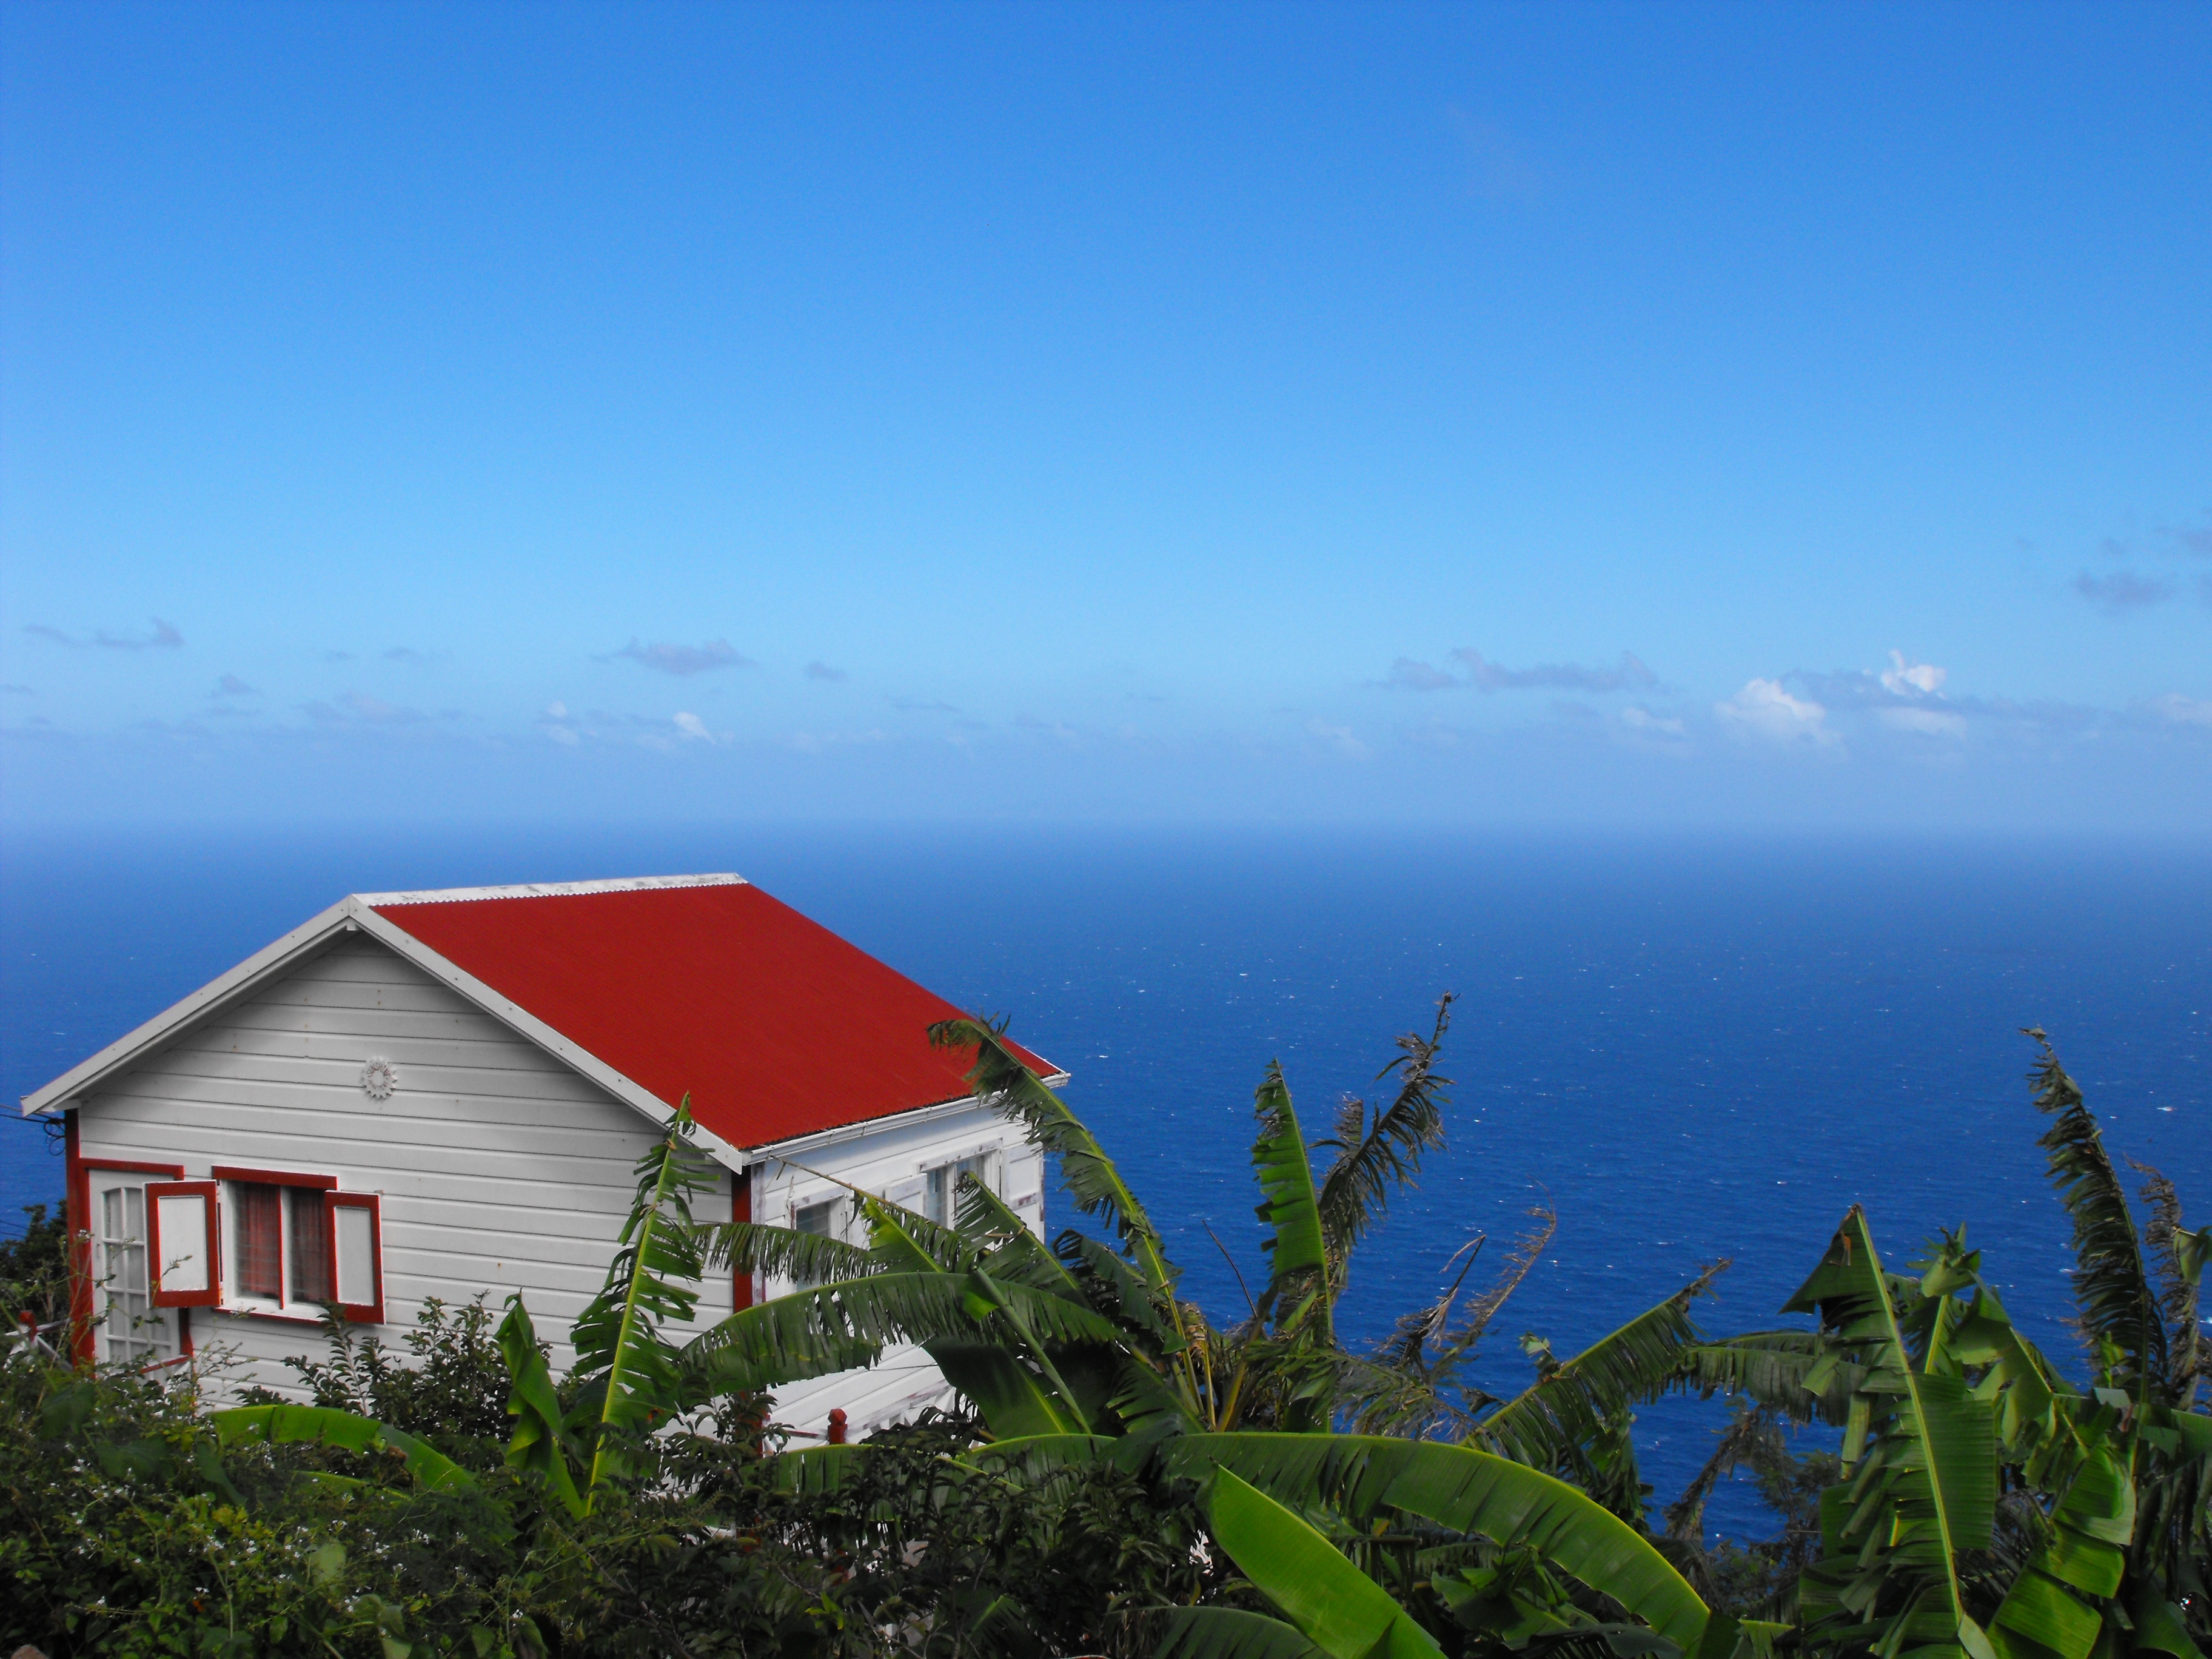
[149,1181,221,1309]
[327,1193,384,1324]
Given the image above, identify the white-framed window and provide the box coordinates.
[923,1151,1000,1226]
[790,1195,842,1288]
[93,1179,175,1366]
[213,1166,383,1322]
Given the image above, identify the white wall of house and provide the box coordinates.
[69,930,1042,1439]
[749,1098,1047,1439]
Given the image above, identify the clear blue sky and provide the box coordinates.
[4,2,2208,828]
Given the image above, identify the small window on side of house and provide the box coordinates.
[923,1154,995,1227]
[791,1198,839,1289]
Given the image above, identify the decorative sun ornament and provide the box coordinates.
[361,1058,398,1102]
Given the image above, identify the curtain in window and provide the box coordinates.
[290,1191,331,1303]
[236,1183,283,1299]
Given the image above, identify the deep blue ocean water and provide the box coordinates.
[5,825,2208,1541]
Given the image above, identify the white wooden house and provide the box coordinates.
[19,874,1062,1439]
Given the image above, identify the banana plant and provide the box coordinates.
[1688,1033,2210,1659]
[964,1430,1743,1659]
[1783,1206,2001,1659]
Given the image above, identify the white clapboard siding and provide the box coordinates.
[76,935,734,1399]
[751,1097,1051,1439]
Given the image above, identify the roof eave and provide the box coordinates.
[19,899,360,1117]
[743,1070,1071,1163]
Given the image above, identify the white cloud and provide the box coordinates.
[674,711,714,741]
[1879,651,1946,697]
[1304,717,1370,759]
[1878,705,1968,738]
[1715,679,1840,748]
[2149,693,2212,727]
[1384,657,1458,691]
[1619,706,1686,736]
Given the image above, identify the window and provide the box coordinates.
[791,1198,839,1289]
[923,1154,996,1226]
[213,1167,381,1322]
[94,1181,173,1366]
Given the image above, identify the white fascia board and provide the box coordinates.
[358,873,747,906]
[745,1068,1071,1170]
[344,900,751,1173]
[19,901,359,1116]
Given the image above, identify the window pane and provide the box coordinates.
[236,1184,282,1299]
[924,1166,949,1225]
[290,1191,332,1304]
[792,1200,837,1289]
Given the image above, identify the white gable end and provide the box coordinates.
[70,933,737,1393]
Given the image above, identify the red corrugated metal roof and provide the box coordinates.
[370,879,1053,1150]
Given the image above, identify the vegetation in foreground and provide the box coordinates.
[2,1014,2205,1659]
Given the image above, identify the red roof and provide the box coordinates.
[369,878,1054,1150]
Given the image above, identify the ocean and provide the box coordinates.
[5,823,2207,1540]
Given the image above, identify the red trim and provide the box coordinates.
[82,1157,188,1178]
[64,1111,93,1366]
[732,1169,754,1312]
[327,1192,385,1323]
[212,1165,338,1190]
[149,1181,221,1309]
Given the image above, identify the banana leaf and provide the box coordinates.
[1251,1062,1329,1332]
[1786,1207,1997,1659]
[1315,995,1452,1263]
[1476,1264,1725,1469]
[495,1292,584,1517]
[1154,1607,1332,1659]
[931,1015,1186,1334]
[1204,1465,1447,1659]
[212,1403,478,1497]
[2025,1031,2166,1404]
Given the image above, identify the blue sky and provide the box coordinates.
[3,2,2208,828]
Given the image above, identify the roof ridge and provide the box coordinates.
[360,874,749,906]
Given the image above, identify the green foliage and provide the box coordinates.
[8,1013,2206,1659]
[2,1201,72,1334]
[274,1296,515,1464]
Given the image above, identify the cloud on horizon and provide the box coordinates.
[305,691,429,725]
[1381,648,1658,694]
[605,638,751,676]
[1715,679,1840,749]
[24,618,184,652]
